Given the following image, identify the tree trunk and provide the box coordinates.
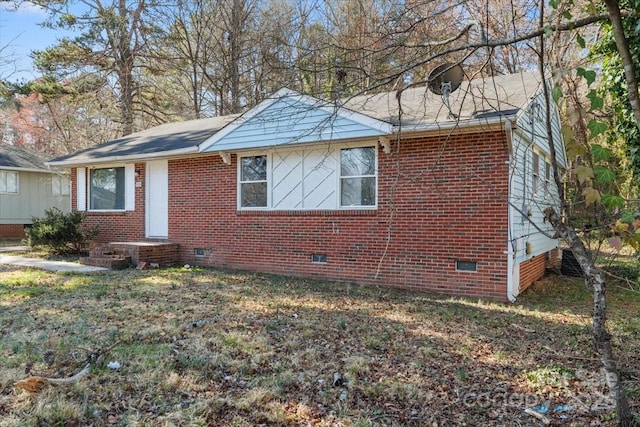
[545,207,636,426]
[603,0,640,131]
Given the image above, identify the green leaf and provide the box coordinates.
[576,34,585,49]
[620,211,635,224]
[591,144,612,162]
[594,165,616,184]
[562,10,573,20]
[586,90,603,111]
[587,119,607,138]
[601,193,625,210]
[552,86,563,103]
[577,68,597,86]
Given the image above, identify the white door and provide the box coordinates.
[146,160,169,238]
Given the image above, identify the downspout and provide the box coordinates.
[505,119,517,302]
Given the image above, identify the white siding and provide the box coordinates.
[272,150,303,209]
[302,149,337,209]
[509,88,564,265]
[270,147,340,210]
[203,97,390,153]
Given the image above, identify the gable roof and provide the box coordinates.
[344,71,543,130]
[48,115,239,166]
[0,145,50,172]
[48,71,544,167]
[199,88,393,153]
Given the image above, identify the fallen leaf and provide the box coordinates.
[14,377,48,393]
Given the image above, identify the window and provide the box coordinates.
[0,171,18,194]
[340,147,376,207]
[532,152,540,195]
[90,167,125,210]
[52,175,71,196]
[544,160,551,197]
[456,260,477,272]
[240,155,267,208]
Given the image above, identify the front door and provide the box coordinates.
[146,160,169,238]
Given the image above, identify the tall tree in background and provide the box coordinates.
[30,0,161,136]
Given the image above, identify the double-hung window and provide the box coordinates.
[532,151,540,196]
[0,171,18,194]
[90,167,125,210]
[240,155,268,208]
[340,147,376,206]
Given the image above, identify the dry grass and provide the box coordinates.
[0,264,638,426]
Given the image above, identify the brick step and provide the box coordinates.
[79,255,132,270]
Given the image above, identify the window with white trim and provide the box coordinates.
[0,171,18,194]
[340,146,376,206]
[240,155,267,208]
[52,174,71,196]
[544,160,551,198]
[90,167,125,210]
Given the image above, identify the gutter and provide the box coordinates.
[392,114,515,134]
[46,145,199,168]
[0,166,55,173]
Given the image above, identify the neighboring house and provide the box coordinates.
[48,71,566,301]
[0,145,71,239]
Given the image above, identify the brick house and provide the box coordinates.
[48,71,566,301]
[1,145,70,238]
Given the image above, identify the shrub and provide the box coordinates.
[26,208,98,254]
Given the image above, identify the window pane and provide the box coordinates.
[341,147,375,176]
[241,182,267,207]
[0,172,6,192]
[241,156,267,181]
[341,176,375,206]
[90,167,125,210]
[6,172,18,193]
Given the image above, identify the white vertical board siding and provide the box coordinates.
[272,151,303,209]
[302,148,337,209]
[77,167,86,211]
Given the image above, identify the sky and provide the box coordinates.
[0,1,75,82]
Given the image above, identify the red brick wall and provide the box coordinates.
[73,130,512,300]
[0,224,27,239]
[518,247,558,292]
[72,164,146,242]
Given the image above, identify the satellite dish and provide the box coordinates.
[427,63,464,96]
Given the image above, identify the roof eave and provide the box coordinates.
[0,166,53,173]
[46,145,199,167]
[395,115,515,134]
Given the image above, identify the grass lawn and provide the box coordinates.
[0,263,638,426]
